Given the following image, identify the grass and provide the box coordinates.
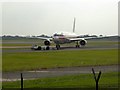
[87,41,118,46]
[2,38,119,89]
[2,72,119,88]
[3,49,118,72]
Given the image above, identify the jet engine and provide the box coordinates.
[80,40,87,46]
[44,40,51,46]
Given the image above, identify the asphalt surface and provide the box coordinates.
[2,44,118,53]
[2,65,118,81]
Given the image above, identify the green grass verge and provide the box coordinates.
[3,49,118,72]
[2,72,119,88]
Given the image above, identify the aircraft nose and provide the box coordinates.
[53,36,59,39]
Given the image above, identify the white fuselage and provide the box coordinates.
[52,32,78,44]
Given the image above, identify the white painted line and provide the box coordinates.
[27,71,50,73]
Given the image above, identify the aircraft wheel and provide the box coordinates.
[46,46,50,50]
[56,45,60,50]
[37,46,41,50]
[76,45,80,48]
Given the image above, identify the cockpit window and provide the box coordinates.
[53,34,64,36]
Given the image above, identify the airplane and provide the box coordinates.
[31,18,99,50]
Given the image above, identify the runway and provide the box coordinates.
[2,44,118,53]
[2,65,118,81]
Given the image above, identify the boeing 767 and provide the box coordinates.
[31,18,100,50]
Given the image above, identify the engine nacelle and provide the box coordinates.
[80,40,87,46]
[44,40,51,46]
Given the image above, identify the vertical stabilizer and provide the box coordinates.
[73,18,76,33]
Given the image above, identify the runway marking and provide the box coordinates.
[2,65,118,82]
[1,46,30,48]
[28,71,50,73]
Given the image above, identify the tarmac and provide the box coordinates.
[2,43,118,53]
[2,65,118,81]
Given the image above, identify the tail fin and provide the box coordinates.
[73,17,76,33]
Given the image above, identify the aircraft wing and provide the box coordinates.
[68,37,103,41]
[28,37,53,41]
[69,38,85,41]
[35,37,53,41]
[84,36,103,40]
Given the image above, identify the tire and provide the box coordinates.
[56,45,60,50]
[37,46,41,50]
[76,45,80,48]
[46,46,50,50]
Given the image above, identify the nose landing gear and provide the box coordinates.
[56,44,60,50]
[75,41,80,48]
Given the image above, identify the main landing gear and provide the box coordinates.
[46,46,50,50]
[76,41,80,48]
[56,44,60,50]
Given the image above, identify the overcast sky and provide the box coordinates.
[1,0,119,36]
